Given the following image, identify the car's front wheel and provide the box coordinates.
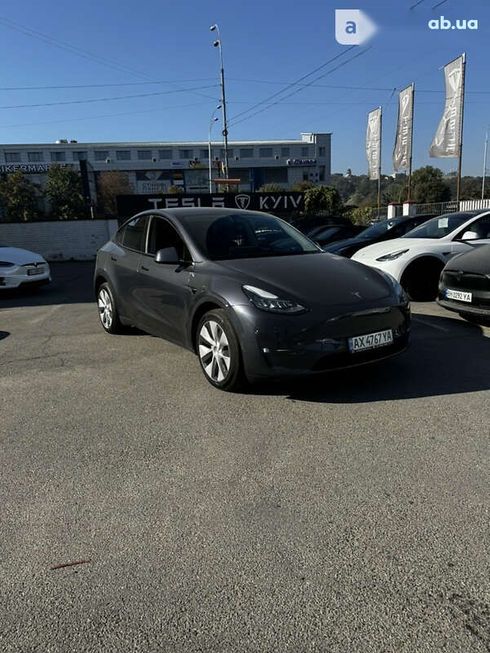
[97,282,124,334]
[196,309,246,391]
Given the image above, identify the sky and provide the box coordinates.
[0,0,488,175]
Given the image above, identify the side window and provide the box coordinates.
[456,216,490,240]
[147,217,191,260]
[118,216,148,252]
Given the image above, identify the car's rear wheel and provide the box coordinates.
[97,282,124,334]
[196,309,246,391]
[401,259,444,301]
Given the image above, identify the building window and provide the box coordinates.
[116,150,131,161]
[72,151,88,161]
[303,172,309,181]
[51,151,66,162]
[4,152,21,163]
[301,146,310,157]
[94,150,110,161]
[239,148,254,158]
[220,149,234,159]
[137,150,152,160]
[319,146,326,157]
[179,149,193,159]
[281,147,290,157]
[27,152,43,162]
[259,147,273,158]
[159,149,172,159]
[200,149,209,159]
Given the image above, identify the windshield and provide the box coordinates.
[179,212,320,260]
[357,219,402,239]
[402,212,476,239]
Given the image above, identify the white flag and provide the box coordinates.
[366,107,382,180]
[429,54,465,158]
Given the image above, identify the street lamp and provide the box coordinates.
[209,105,221,193]
[209,24,230,184]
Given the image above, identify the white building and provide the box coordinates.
[0,132,331,195]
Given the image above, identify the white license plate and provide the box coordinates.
[446,288,472,303]
[349,329,393,353]
[27,267,43,276]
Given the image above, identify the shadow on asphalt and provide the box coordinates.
[250,314,490,403]
[0,262,95,308]
[0,331,9,341]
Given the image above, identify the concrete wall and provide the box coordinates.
[0,219,118,261]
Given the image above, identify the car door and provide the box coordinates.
[135,215,195,345]
[110,215,149,323]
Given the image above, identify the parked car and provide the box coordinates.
[311,223,366,248]
[351,211,490,301]
[323,214,435,258]
[292,215,352,236]
[0,246,51,290]
[437,244,490,325]
[94,208,410,391]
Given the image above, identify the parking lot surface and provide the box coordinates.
[1,262,489,652]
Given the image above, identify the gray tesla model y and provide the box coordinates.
[94,208,410,391]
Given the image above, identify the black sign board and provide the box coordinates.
[116,192,304,219]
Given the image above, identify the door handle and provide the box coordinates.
[141,265,149,272]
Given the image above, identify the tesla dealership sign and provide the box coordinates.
[0,163,72,174]
[116,192,304,218]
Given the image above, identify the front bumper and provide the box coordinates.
[230,302,411,381]
[0,266,51,289]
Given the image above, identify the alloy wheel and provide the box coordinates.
[98,287,113,330]
[198,319,231,383]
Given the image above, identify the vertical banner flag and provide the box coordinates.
[393,84,414,171]
[429,54,465,158]
[366,107,382,180]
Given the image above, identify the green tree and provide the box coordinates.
[45,164,87,219]
[97,171,132,216]
[0,171,39,222]
[410,166,450,203]
[304,186,343,216]
[291,180,315,192]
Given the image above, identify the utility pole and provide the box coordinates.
[482,127,488,201]
[210,25,230,184]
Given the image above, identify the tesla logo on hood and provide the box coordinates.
[235,194,251,210]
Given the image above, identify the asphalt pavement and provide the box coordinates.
[1,262,489,652]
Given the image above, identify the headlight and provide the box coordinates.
[242,285,307,314]
[0,261,15,267]
[376,249,409,262]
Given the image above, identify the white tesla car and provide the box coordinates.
[0,246,51,290]
[351,210,490,300]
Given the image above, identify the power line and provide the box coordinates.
[228,46,357,124]
[0,79,217,91]
[0,101,212,129]
[0,16,217,101]
[229,46,371,128]
[0,85,218,110]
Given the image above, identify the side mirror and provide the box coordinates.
[155,246,180,264]
[461,230,478,241]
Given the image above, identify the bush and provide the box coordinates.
[348,206,377,225]
[304,185,343,216]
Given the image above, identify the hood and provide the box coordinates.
[219,252,394,307]
[444,243,490,274]
[352,238,444,261]
[0,247,46,265]
[323,236,367,253]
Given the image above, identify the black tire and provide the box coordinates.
[196,309,246,392]
[401,259,444,302]
[96,282,124,334]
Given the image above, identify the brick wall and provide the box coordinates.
[0,220,118,261]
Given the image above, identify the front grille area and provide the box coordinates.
[311,334,409,372]
[442,271,489,292]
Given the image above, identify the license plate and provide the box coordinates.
[27,267,43,276]
[446,288,472,303]
[349,329,393,353]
